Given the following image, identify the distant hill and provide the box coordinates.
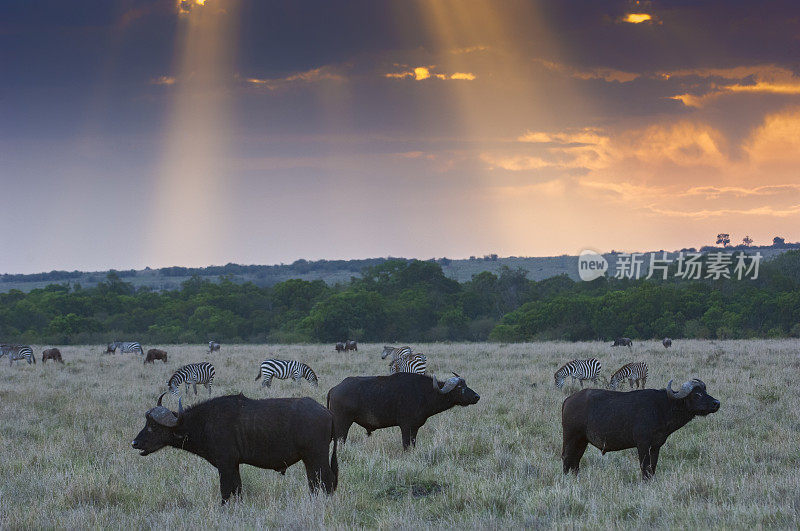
[1,245,797,293]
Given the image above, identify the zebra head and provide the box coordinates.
[380,346,394,359]
[554,372,566,389]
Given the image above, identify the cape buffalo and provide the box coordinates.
[612,337,633,348]
[327,372,480,449]
[345,340,357,352]
[132,392,338,503]
[561,378,719,479]
[42,348,64,364]
[663,337,672,348]
[335,342,345,353]
[144,349,168,364]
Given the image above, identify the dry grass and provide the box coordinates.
[0,340,798,529]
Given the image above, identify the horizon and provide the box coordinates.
[3,1,800,274]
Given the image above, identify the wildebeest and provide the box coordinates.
[145,348,168,364]
[209,341,221,353]
[561,378,719,479]
[345,340,357,352]
[42,348,64,364]
[663,337,672,348]
[335,342,345,353]
[612,337,633,348]
[327,372,480,449]
[132,392,338,503]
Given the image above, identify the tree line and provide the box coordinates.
[1,252,798,345]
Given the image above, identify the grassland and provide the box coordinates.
[0,340,798,528]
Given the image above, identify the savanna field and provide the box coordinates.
[1,340,798,528]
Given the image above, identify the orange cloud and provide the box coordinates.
[534,58,639,83]
[667,65,800,107]
[244,66,344,90]
[151,75,177,86]
[623,13,652,23]
[384,66,477,81]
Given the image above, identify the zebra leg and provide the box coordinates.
[265,376,272,388]
[206,382,211,395]
[629,378,634,389]
[218,464,242,504]
[193,383,198,395]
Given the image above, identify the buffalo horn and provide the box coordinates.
[439,376,460,394]
[666,379,694,399]
[156,391,168,407]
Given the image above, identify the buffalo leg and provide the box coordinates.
[562,436,588,475]
[409,427,419,447]
[303,452,334,494]
[218,465,242,504]
[334,419,353,443]
[637,443,658,479]
[401,426,413,450]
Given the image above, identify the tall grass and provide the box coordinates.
[0,340,798,528]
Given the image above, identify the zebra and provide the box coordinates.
[106,341,144,355]
[554,358,601,389]
[389,352,427,375]
[209,341,221,353]
[255,359,318,388]
[0,344,35,365]
[381,345,412,363]
[168,362,215,396]
[608,362,648,390]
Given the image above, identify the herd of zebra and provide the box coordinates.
[160,344,430,400]
[554,358,649,391]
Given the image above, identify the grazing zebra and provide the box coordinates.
[209,341,220,353]
[106,341,144,355]
[663,337,672,348]
[554,358,601,389]
[0,345,35,365]
[389,352,427,375]
[381,345,412,362]
[255,359,318,388]
[168,362,215,396]
[608,362,648,390]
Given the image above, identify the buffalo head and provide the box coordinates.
[132,392,185,456]
[432,372,480,406]
[666,378,720,416]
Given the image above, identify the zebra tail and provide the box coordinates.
[254,369,262,381]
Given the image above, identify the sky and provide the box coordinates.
[2,0,800,274]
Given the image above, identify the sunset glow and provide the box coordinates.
[2,1,799,273]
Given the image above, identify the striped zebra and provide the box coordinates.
[381,345,412,362]
[554,358,601,389]
[168,362,215,396]
[608,362,648,390]
[255,359,318,388]
[106,341,144,355]
[389,352,427,375]
[0,344,35,365]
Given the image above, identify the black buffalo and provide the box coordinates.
[345,340,357,352]
[327,372,480,449]
[144,348,168,364]
[612,337,633,347]
[132,392,338,503]
[561,378,719,479]
[42,348,64,364]
[335,342,345,353]
[663,337,672,348]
